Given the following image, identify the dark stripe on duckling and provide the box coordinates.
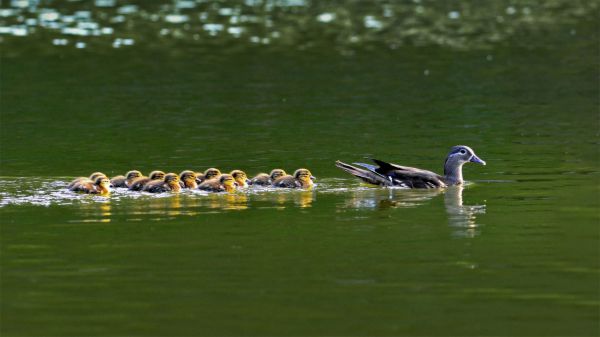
[143,173,181,193]
[230,170,250,188]
[198,174,236,192]
[250,169,287,186]
[128,170,166,191]
[69,176,111,194]
[196,168,222,184]
[179,170,198,189]
[272,168,315,189]
[110,170,142,188]
[335,145,485,188]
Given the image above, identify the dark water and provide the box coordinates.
[1,1,599,336]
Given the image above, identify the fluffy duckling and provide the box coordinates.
[250,169,287,186]
[67,172,108,189]
[128,170,166,191]
[195,168,222,184]
[143,173,181,193]
[230,170,250,188]
[198,174,236,192]
[272,168,315,189]
[69,176,111,194]
[179,170,198,189]
[110,170,142,188]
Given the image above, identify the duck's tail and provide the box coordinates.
[335,160,391,186]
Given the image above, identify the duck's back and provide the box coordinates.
[272,175,300,188]
[370,159,445,188]
[198,178,224,192]
[142,180,168,193]
[129,177,150,191]
[250,173,270,186]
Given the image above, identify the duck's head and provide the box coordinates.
[149,170,166,180]
[89,172,108,181]
[270,169,287,181]
[204,168,221,180]
[164,173,181,191]
[179,170,198,188]
[126,170,143,183]
[94,176,111,194]
[444,145,486,184]
[220,174,236,192]
[230,170,250,188]
[294,168,315,187]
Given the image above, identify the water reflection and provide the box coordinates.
[444,185,486,238]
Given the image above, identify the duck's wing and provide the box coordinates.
[370,158,446,188]
[335,161,392,186]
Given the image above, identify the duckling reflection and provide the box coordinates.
[294,190,314,208]
[444,185,486,238]
[78,200,112,223]
[202,193,248,211]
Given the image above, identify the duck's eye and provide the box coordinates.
[460,149,467,154]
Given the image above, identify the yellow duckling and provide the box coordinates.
[143,173,181,193]
[198,174,236,192]
[272,168,315,189]
[195,168,222,184]
[128,170,166,191]
[250,168,287,186]
[110,170,143,188]
[179,170,198,189]
[230,170,250,188]
[69,176,111,195]
[68,172,108,189]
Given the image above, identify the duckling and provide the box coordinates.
[335,145,486,188]
[250,169,287,186]
[198,174,236,192]
[128,170,166,191]
[230,170,251,188]
[272,169,315,189]
[69,176,111,194]
[195,168,222,184]
[179,170,198,189]
[67,172,108,189]
[143,173,181,193]
[110,170,143,188]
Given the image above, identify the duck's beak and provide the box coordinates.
[470,154,486,165]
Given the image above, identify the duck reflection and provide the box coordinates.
[79,200,112,223]
[444,185,486,238]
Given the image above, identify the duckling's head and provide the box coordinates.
[149,170,166,180]
[180,170,197,188]
[204,168,221,180]
[230,170,250,188]
[94,176,111,194]
[294,168,315,186]
[126,170,143,182]
[89,172,108,181]
[163,173,181,192]
[270,169,287,181]
[220,174,236,192]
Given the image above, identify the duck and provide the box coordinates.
[335,145,486,188]
[179,170,198,189]
[250,169,287,186]
[110,170,143,188]
[198,174,236,192]
[195,168,222,184]
[67,172,108,189]
[142,173,181,193]
[272,169,315,189]
[69,176,111,194]
[128,170,166,191]
[230,170,251,188]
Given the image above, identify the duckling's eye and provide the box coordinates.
[460,149,467,154]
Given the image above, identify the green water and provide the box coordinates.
[1,2,599,336]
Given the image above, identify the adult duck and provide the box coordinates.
[335,145,486,188]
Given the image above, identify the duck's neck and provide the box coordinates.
[444,160,464,185]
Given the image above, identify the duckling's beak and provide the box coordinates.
[470,154,486,165]
[245,178,251,185]
[310,175,316,181]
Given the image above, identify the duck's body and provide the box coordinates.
[110,170,142,188]
[179,170,198,189]
[128,171,165,191]
[273,169,315,189]
[230,170,250,188]
[250,169,287,186]
[196,168,221,184]
[143,173,181,193]
[335,145,486,189]
[198,174,236,192]
[69,176,111,194]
